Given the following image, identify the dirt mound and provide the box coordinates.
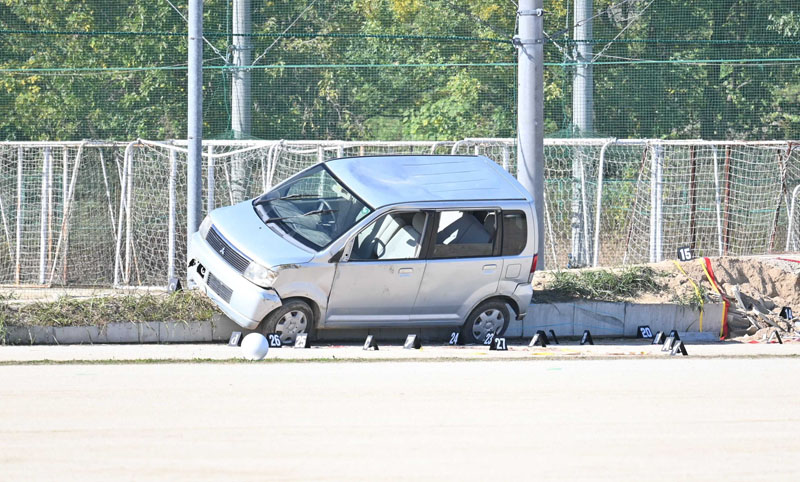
[653,256,800,310]
[533,255,800,339]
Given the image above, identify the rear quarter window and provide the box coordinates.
[501,211,527,256]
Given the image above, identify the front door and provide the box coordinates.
[326,211,428,326]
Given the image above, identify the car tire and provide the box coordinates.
[461,300,510,345]
[260,299,314,345]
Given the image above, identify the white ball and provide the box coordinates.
[241,333,269,360]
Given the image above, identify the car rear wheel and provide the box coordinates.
[462,300,510,345]
[260,300,314,345]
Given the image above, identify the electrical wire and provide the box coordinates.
[164,0,228,63]
[252,0,317,66]
[592,0,656,62]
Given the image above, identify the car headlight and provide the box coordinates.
[243,263,278,287]
[198,215,213,238]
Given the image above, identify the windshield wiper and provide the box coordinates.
[263,208,337,224]
[255,192,319,206]
[278,193,319,201]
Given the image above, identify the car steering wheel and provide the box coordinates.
[317,199,337,230]
[372,239,387,259]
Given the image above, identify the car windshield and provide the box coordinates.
[253,165,372,250]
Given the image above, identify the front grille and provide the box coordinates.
[206,226,250,273]
[207,273,233,303]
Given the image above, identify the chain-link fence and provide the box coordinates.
[1,138,798,287]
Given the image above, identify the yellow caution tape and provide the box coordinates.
[672,260,704,332]
[698,258,728,338]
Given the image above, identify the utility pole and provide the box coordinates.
[516,0,546,270]
[232,0,252,139]
[570,0,593,267]
[573,0,593,136]
[187,0,203,241]
[230,0,252,203]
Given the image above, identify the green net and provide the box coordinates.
[1,0,797,142]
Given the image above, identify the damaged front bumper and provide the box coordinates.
[187,231,281,330]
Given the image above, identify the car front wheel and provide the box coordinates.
[260,300,314,345]
[461,300,510,345]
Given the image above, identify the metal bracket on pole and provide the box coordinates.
[512,36,544,46]
[518,9,545,16]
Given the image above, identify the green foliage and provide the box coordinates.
[547,266,664,301]
[670,284,708,311]
[0,1,798,141]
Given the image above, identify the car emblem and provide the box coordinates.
[219,247,226,256]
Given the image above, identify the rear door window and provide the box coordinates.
[430,210,498,259]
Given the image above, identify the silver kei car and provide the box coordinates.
[188,155,539,344]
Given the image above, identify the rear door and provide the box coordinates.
[411,209,502,323]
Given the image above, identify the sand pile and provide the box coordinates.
[534,255,800,339]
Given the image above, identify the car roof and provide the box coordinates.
[324,155,532,208]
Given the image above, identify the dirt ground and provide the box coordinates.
[533,255,800,339]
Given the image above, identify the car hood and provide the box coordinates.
[209,202,315,268]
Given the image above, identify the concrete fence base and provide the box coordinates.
[3,301,719,345]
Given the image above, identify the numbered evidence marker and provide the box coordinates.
[294,333,310,349]
[448,331,462,346]
[490,336,508,351]
[637,325,653,339]
[780,306,793,320]
[651,331,665,345]
[661,330,680,351]
[363,335,379,351]
[167,276,183,293]
[228,331,242,347]
[580,330,594,345]
[548,329,560,345]
[483,332,495,346]
[677,246,693,262]
[266,333,283,348]
[528,330,548,348]
[403,334,422,350]
[670,340,689,356]
[767,330,783,344]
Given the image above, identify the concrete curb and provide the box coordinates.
[519,300,722,338]
[2,301,719,345]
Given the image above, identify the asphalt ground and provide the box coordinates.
[2,357,799,481]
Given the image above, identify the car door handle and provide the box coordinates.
[398,268,414,276]
[482,264,497,273]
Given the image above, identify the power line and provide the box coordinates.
[252,0,318,66]
[163,0,228,63]
[592,0,656,62]
[3,57,799,74]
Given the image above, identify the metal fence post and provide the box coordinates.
[168,148,177,282]
[711,145,724,256]
[592,139,614,266]
[124,145,133,283]
[649,143,664,263]
[39,147,50,284]
[207,144,214,213]
[15,146,23,284]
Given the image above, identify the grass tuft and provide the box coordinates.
[1,291,217,329]
[546,266,664,301]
